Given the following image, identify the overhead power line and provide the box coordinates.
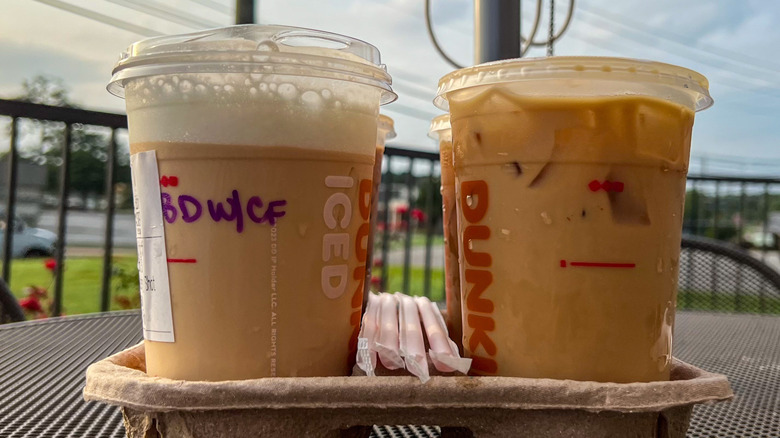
[104,0,224,29]
[578,6,780,82]
[186,0,232,15]
[34,0,161,36]
[572,14,780,99]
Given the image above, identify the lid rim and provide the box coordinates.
[109,24,396,104]
[434,56,712,112]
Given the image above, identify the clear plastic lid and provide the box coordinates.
[378,114,397,140]
[109,24,396,104]
[427,114,451,140]
[434,56,712,112]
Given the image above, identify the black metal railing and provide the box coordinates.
[1,99,778,317]
[0,99,126,316]
[685,176,780,256]
[378,147,442,298]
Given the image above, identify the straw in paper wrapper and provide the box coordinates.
[415,296,472,374]
[374,293,404,370]
[397,293,430,383]
[356,292,381,376]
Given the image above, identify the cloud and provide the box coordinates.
[1,0,778,161]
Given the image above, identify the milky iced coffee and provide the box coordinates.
[435,57,712,382]
[428,115,462,353]
[363,115,396,304]
[109,25,396,380]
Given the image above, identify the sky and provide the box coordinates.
[1,0,779,175]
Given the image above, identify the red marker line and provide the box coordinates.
[560,260,635,268]
[167,258,197,263]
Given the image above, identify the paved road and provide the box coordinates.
[36,210,136,248]
[386,245,445,269]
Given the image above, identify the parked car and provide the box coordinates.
[0,211,57,258]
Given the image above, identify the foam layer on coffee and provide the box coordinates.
[125,72,380,154]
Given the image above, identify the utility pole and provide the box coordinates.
[474,0,521,64]
[235,0,255,25]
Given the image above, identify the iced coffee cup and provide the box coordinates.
[428,115,462,353]
[434,57,712,382]
[108,25,396,380]
[363,114,396,304]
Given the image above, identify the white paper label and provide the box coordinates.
[130,151,175,343]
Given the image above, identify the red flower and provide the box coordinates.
[44,258,57,271]
[25,286,47,299]
[411,208,426,222]
[370,276,381,287]
[19,296,43,313]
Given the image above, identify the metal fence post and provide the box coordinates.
[2,118,19,282]
[380,156,394,292]
[402,160,415,293]
[423,161,436,298]
[52,123,72,317]
[100,129,118,312]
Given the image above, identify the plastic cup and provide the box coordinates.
[363,115,396,304]
[109,25,395,380]
[435,57,712,382]
[428,115,463,353]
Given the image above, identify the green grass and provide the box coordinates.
[381,232,444,252]
[9,256,140,316]
[373,265,445,301]
[9,256,778,318]
[677,290,780,314]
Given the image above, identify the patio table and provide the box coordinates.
[0,310,777,437]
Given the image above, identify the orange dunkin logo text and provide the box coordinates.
[461,180,497,375]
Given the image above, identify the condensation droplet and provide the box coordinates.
[334,100,342,109]
[278,83,298,100]
[656,258,663,273]
[541,212,552,225]
[256,41,279,52]
[172,76,179,85]
[223,84,235,93]
[249,87,258,96]
[298,224,308,237]
[250,73,263,82]
[157,79,164,87]
[468,240,473,250]
[466,195,474,207]
[179,80,192,93]
[270,83,278,91]
[143,88,151,96]
[321,89,332,99]
[195,84,207,93]
[244,78,252,86]
[259,83,268,92]
[301,90,322,108]
[162,83,174,94]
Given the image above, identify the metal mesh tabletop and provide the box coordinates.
[0,311,777,437]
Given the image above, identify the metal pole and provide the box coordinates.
[52,124,72,317]
[2,118,19,282]
[474,0,521,64]
[99,129,118,312]
[235,0,255,24]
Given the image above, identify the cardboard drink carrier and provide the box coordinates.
[84,295,732,438]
